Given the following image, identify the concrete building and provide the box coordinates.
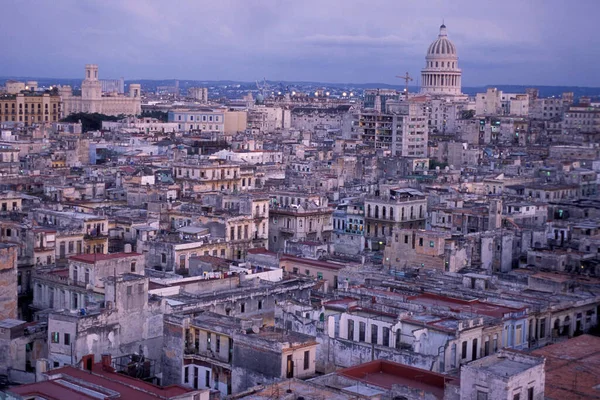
[365,187,428,242]
[100,77,125,94]
[475,88,530,116]
[0,91,62,125]
[168,108,247,134]
[358,99,428,157]
[460,350,545,400]
[188,87,209,103]
[46,273,163,368]
[163,311,317,396]
[290,105,353,132]
[60,65,141,116]
[268,192,333,252]
[420,24,462,96]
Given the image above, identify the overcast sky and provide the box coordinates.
[1,0,598,87]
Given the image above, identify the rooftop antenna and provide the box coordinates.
[396,72,413,100]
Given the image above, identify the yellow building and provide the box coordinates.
[0,92,62,126]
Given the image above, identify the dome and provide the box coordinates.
[427,24,457,56]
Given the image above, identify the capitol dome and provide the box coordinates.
[420,24,462,96]
[427,25,457,56]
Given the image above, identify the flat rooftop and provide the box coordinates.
[337,359,456,399]
[70,252,142,264]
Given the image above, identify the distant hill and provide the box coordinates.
[2,76,599,99]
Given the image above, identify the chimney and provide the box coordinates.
[36,358,49,382]
[101,354,112,371]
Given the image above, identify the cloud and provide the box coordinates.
[301,34,414,48]
[0,0,599,86]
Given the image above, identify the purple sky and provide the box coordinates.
[1,0,599,86]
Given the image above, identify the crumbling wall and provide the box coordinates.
[317,336,436,373]
[232,341,282,393]
[161,318,185,386]
[0,244,18,320]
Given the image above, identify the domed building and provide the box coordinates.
[420,24,462,96]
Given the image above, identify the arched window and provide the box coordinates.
[382,206,387,219]
[367,204,372,217]
[389,207,394,220]
[375,205,379,218]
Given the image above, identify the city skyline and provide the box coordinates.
[1,0,599,87]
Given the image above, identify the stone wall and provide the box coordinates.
[0,244,18,320]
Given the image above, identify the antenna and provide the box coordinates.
[396,72,413,100]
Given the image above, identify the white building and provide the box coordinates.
[101,117,179,133]
[188,87,208,103]
[60,65,141,116]
[420,24,462,96]
[475,88,530,116]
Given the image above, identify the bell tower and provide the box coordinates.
[82,64,102,100]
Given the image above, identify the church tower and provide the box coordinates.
[82,64,102,100]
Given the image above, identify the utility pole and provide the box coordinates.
[396,72,413,100]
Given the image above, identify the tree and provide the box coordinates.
[460,109,476,120]
[60,113,123,132]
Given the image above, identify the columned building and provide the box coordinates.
[420,24,462,96]
[60,65,141,117]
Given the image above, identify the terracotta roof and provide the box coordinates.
[532,335,600,400]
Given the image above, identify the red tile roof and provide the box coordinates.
[532,335,600,400]
[338,359,457,399]
[10,363,197,400]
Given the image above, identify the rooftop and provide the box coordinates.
[70,252,142,264]
[8,361,200,400]
[336,359,456,399]
[532,335,600,400]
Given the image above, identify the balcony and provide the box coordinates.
[183,348,231,369]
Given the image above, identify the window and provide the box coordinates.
[64,333,71,346]
[216,335,221,353]
[184,366,189,383]
[51,332,59,343]
[207,333,212,349]
[317,272,323,280]
[513,394,520,400]
[528,388,534,400]
[130,262,136,273]
[347,319,354,340]
[359,322,366,342]
[539,318,546,339]
[371,324,378,344]
[404,235,409,244]
[383,327,390,347]
[303,350,310,370]
[205,370,210,388]
[419,238,423,246]
[515,324,522,346]
[240,303,245,313]
[126,286,132,295]
[258,300,263,310]
[461,341,467,359]
[477,391,488,400]
[430,241,435,247]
